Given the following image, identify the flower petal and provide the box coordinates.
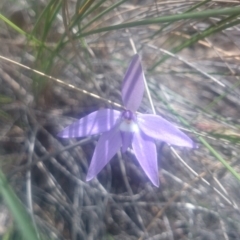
[138,114,194,148]
[132,130,159,187]
[58,109,121,138]
[122,54,145,111]
[121,132,133,152]
[86,124,122,181]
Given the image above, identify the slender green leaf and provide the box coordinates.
[152,89,240,182]
[80,0,127,31]
[77,6,240,37]
[0,14,42,46]
[149,0,211,40]
[150,14,240,70]
[0,169,39,240]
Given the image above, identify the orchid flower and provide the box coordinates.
[58,54,194,187]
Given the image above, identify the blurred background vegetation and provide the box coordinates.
[1,0,240,239]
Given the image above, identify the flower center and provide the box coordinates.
[119,110,138,132]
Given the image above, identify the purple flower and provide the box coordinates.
[58,54,194,187]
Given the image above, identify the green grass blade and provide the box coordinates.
[149,14,240,70]
[76,6,240,37]
[0,94,12,104]
[78,0,96,16]
[31,0,58,36]
[0,169,39,240]
[53,0,126,61]
[153,89,240,183]
[199,137,240,182]
[32,0,62,97]
[203,79,240,114]
[0,13,27,37]
[149,0,211,40]
[80,0,127,31]
[39,0,62,41]
[0,14,42,46]
[79,0,107,20]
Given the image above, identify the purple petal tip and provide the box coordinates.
[121,54,145,111]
